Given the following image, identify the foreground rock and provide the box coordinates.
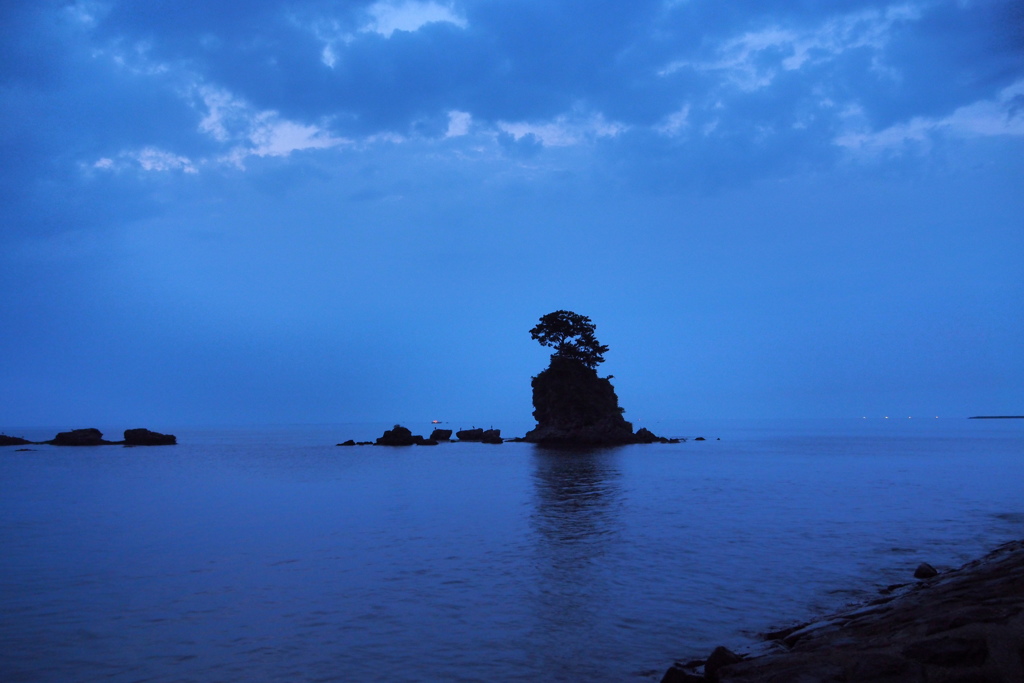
[0,434,33,446]
[663,540,1024,682]
[123,428,176,446]
[48,428,113,446]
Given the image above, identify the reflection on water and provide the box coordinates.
[528,446,624,677]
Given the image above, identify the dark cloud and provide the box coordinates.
[3,0,1022,243]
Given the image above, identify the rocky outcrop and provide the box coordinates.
[375,425,418,446]
[123,428,176,446]
[454,428,502,443]
[662,540,1024,682]
[430,429,453,441]
[48,428,112,446]
[523,356,638,445]
[635,428,680,444]
[0,434,33,446]
[374,425,436,446]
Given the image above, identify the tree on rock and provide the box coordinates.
[524,310,636,444]
[529,310,609,369]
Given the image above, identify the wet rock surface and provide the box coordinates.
[663,541,1024,682]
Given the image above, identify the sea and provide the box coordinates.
[1,418,1022,682]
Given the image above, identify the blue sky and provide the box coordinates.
[1,0,1022,427]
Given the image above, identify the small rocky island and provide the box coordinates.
[336,311,679,446]
[522,310,675,445]
[0,428,176,447]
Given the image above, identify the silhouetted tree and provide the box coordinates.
[529,310,609,369]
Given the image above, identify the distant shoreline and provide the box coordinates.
[967,415,1024,419]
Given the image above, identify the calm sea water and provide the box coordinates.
[2,418,1022,682]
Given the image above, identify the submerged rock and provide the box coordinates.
[123,428,176,446]
[48,428,111,446]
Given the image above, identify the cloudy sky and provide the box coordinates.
[2,0,1022,427]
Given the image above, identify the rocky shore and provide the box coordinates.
[663,540,1024,682]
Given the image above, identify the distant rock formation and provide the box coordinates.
[523,356,638,444]
[374,425,436,446]
[3,427,180,447]
[430,429,453,441]
[48,428,112,446]
[456,428,502,443]
[123,428,176,446]
[523,311,672,445]
[376,425,418,446]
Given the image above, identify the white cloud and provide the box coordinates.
[660,4,922,90]
[92,148,198,174]
[248,117,346,157]
[363,1,467,38]
[195,86,349,167]
[497,112,627,147]
[654,105,691,137]
[835,80,1024,154]
[93,85,351,174]
[445,110,472,137]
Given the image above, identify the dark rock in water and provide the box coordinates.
[481,429,502,444]
[914,562,938,579]
[430,429,453,441]
[0,435,33,446]
[635,427,673,443]
[523,356,636,445]
[415,438,439,446]
[49,428,111,446]
[456,428,485,441]
[659,665,704,682]
[705,646,742,680]
[694,436,706,441]
[337,440,356,446]
[375,425,419,446]
[123,428,176,446]
[15,448,36,452]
